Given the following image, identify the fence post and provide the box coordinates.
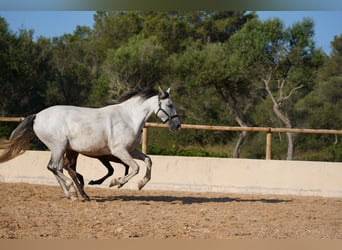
[142,126,148,154]
[266,130,272,160]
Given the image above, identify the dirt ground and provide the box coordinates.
[0,182,341,239]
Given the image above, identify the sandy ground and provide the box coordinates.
[0,182,341,239]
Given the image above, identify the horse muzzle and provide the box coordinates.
[169,117,181,132]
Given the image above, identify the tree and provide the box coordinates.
[46,26,96,106]
[142,12,191,54]
[142,11,256,54]
[90,34,168,104]
[171,42,257,156]
[169,12,257,157]
[295,35,342,161]
[93,11,143,61]
[0,17,45,116]
[228,17,324,159]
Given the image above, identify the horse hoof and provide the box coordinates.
[81,193,90,201]
[138,180,145,190]
[70,195,78,201]
[109,178,119,187]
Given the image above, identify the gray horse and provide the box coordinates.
[0,88,181,201]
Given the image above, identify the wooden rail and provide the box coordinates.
[0,117,25,122]
[1,117,341,160]
[143,122,342,159]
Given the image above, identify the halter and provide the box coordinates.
[156,97,179,124]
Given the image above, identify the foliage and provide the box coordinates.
[0,18,45,116]
[94,34,168,101]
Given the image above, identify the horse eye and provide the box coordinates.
[167,104,174,108]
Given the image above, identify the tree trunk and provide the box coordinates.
[272,103,294,160]
[233,130,248,158]
[263,76,301,161]
[286,132,295,160]
[231,106,249,158]
[214,84,249,158]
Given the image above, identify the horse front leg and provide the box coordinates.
[109,151,140,189]
[89,155,129,185]
[130,149,152,190]
[88,157,114,185]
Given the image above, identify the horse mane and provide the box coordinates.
[117,88,160,103]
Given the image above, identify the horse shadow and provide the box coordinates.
[92,194,292,204]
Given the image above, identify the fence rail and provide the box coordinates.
[1,117,341,160]
[143,122,342,160]
[0,117,25,122]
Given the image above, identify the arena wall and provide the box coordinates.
[0,150,341,197]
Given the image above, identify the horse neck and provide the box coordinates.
[120,95,158,129]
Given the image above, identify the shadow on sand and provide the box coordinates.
[92,194,292,205]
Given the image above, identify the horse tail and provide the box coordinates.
[0,114,36,163]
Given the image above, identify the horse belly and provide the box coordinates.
[67,130,111,156]
[111,127,142,153]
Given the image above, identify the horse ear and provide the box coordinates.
[158,86,169,99]
[166,87,171,94]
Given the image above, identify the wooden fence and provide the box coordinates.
[1,117,341,160]
[0,117,25,122]
[143,122,342,160]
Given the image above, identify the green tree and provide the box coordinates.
[295,35,342,161]
[90,34,168,105]
[142,11,256,54]
[0,17,45,116]
[171,42,257,157]
[93,11,143,61]
[45,26,96,106]
[168,12,258,157]
[228,17,324,159]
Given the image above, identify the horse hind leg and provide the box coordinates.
[64,150,90,201]
[47,152,78,201]
[48,163,70,198]
[64,155,85,188]
[65,165,90,201]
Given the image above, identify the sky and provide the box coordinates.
[0,11,341,55]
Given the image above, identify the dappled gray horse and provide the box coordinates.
[0,87,181,201]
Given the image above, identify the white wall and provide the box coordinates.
[1,150,341,197]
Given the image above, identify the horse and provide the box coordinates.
[0,87,181,201]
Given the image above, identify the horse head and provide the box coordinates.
[156,87,181,132]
